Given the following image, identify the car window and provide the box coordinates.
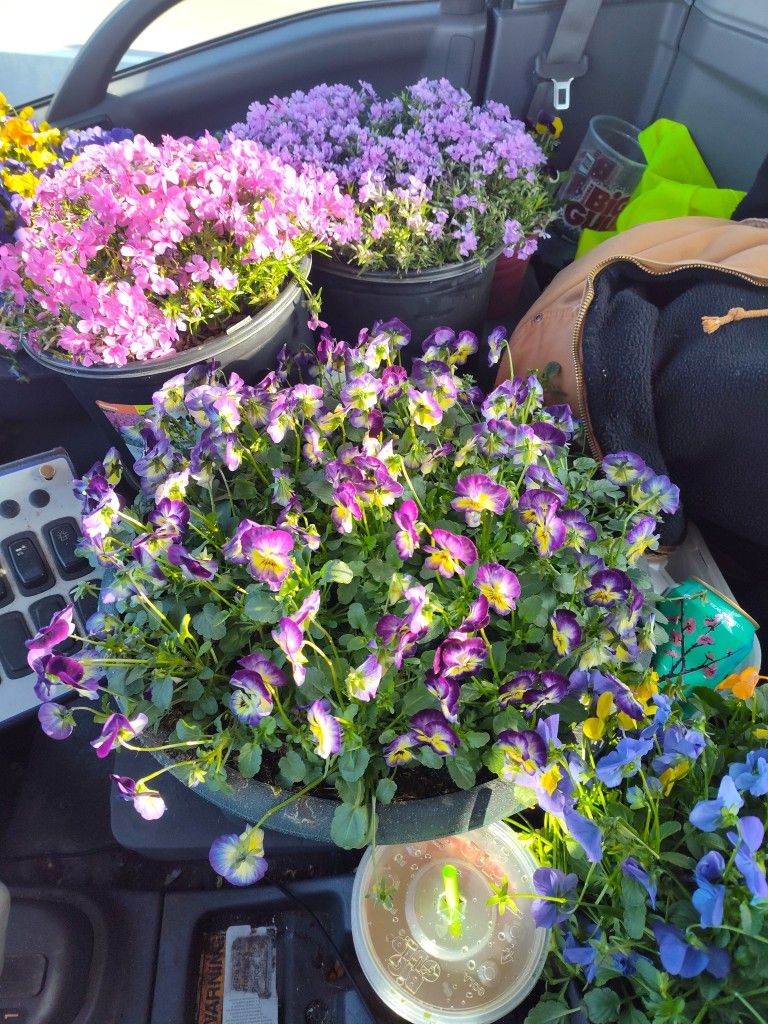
[2,0,380,108]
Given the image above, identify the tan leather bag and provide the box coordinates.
[498,217,768,434]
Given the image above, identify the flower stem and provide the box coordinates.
[256,773,326,829]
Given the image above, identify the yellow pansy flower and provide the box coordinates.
[584,691,614,741]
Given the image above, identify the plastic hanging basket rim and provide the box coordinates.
[21,257,310,381]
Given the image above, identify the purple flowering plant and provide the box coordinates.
[29,319,680,887]
[508,673,768,1024]
[0,132,355,365]
[230,79,554,272]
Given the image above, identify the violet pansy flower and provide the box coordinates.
[383,731,418,766]
[474,563,520,615]
[38,702,75,740]
[625,516,658,564]
[584,568,631,608]
[167,543,218,581]
[457,595,490,634]
[331,482,363,534]
[410,709,460,757]
[424,528,477,578]
[229,669,274,725]
[237,651,287,689]
[451,473,510,527]
[426,674,460,723]
[209,826,268,886]
[26,603,76,672]
[223,521,295,592]
[602,452,647,486]
[90,712,149,759]
[433,636,487,679]
[393,499,420,559]
[111,775,166,821]
[550,609,582,656]
[407,387,443,429]
[621,856,658,909]
[346,654,384,702]
[272,617,308,686]
[496,729,548,775]
[307,698,342,759]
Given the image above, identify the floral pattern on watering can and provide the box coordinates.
[653,577,758,690]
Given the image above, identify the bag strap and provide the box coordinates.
[528,0,604,120]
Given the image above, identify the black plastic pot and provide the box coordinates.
[150,739,526,847]
[312,249,501,352]
[0,348,84,423]
[22,262,312,467]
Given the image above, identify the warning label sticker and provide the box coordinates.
[195,926,277,1024]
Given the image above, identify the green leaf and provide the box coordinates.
[661,852,696,869]
[330,802,368,849]
[634,956,662,990]
[347,603,369,632]
[335,777,364,805]
[419,747,444,770]
[367,558,394,583]
[243,589,281,624]
[192,602,228,641]
[322,560,354,585]
[375,778,397,805]
[583,988,620,1024]
[466,730,490,749]
[622,877,646,940]
[279,749,306,784]
[151,675,174,711]
[178,613,193,642]
[237,742,263,779]
[623,1011,650,1024]
[175,718,203,741]
[524,999,575,1024]
[447,752,476,790]
[339,747,370,783]
[658,821,682,840]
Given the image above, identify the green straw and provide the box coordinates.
[441,864,462,937]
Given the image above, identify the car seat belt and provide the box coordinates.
[528,0,604,118]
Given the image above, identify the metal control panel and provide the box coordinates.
[0,449,101,726]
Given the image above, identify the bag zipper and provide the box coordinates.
[571,255,768,461]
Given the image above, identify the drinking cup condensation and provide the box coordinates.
[557,115,646,238]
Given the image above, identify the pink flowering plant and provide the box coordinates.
[230,79,554,271]
[0,133,355,365]
[27,320,677,886]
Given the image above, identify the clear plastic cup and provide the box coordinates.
[351,823,549,1024]
[557,115,646,238]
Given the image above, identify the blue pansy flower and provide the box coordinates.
[594,736,653,788]
[726,816,768,900]
[563,930,600,982]
[692,851,726,928]
[728,749,768,797]
[531,867,578,928]
[621,857,657,909]
[689,775,744,832]
[652,921,730,979]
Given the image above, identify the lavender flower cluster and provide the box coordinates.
[230,79,553,271]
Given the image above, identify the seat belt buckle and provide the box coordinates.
[535,54,589,112]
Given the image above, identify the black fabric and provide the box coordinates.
[582,262,768,547]
[733,152,768,220]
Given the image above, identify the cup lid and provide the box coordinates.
[351,823,549,1024]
